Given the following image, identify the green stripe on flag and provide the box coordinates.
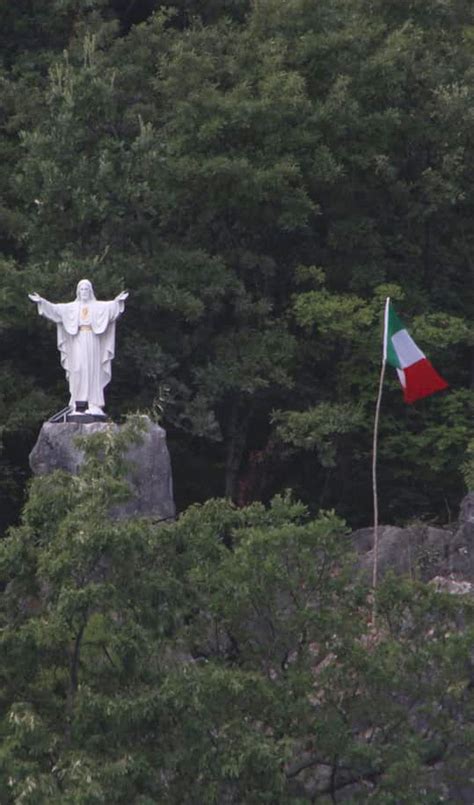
[386,303,405,369]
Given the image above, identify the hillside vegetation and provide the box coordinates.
[0,0,472,531]
[1,424,474,802]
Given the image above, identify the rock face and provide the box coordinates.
[29,416,175,521]
[351,492,474,588]
[349,496,474,805]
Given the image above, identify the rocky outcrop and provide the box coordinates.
[351,492,474,590]
[29,416,175,522]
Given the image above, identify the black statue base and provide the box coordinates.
[48,406,108,424]
[66,413,108,423]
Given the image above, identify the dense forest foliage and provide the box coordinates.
[0,3,473,800]
[0,0,472,532]
[1,422,474,802]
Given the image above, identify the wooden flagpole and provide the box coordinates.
[371,297,390,623]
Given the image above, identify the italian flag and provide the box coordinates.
[384,299,448,404]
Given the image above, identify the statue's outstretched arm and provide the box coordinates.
[114,290,129,304]
[28,293,62,323]
[111,290,129,317]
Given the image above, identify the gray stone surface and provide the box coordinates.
[29,416,175,521]
[351,492,474,588]
[460,491,474,525]
[349,499,474,805]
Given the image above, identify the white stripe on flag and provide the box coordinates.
[391,329,425,369]
[396,368,406,388]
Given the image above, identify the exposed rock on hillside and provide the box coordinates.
[29,416,175,522]
[351,492,474,589]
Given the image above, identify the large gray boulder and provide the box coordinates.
[29,416,175,521]
[351,492,474,586]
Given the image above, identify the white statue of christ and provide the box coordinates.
[29,279,128,416]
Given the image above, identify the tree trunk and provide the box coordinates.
[65,621,86,741]
[224,398,250,501]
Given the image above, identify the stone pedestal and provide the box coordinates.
[29,416,175,521]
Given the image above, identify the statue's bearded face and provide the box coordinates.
[78,283,92,302]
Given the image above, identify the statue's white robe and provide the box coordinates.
[38,298,125,407]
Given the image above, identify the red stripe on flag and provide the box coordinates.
[403,358,448,404]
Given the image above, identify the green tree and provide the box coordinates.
[0,0,472,529]
[1,424,474,802]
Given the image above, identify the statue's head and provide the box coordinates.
[76,279,96,302]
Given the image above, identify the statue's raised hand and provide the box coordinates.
[28,292,43,304]
[115,290,129,303]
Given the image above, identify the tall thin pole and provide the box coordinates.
[371,298,390,621]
